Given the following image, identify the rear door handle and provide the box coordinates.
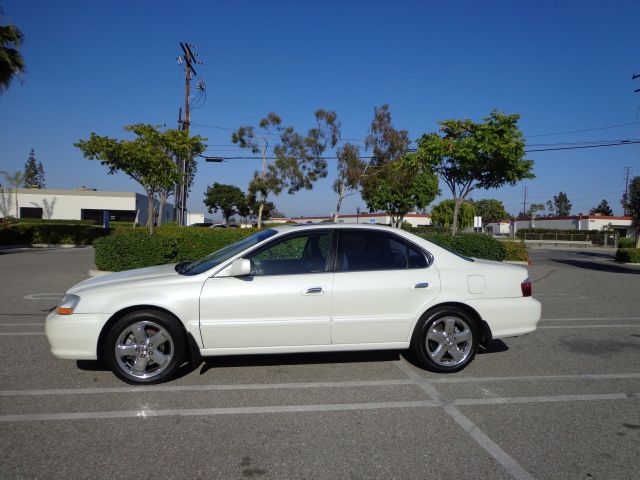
[303,287,325,295]
[412,282,430,289]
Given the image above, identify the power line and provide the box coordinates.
[525,121,640,138]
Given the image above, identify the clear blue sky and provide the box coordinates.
[1,0,639,219]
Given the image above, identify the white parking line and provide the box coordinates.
[0,332,45,336]
[453,393,630,406]
[0,400,437,423]
[538,324,640,329]
[0,323,45,327]
[2,374,640,398]
[23,293,62,300]
[541,317,640,321]
[0,379,416,397]
[394,359,535,480]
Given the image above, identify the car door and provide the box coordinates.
[331,229,441,344]
[199,230,334,349]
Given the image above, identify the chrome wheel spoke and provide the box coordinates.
[453,329,471,343]
[132,355,149,375]
[148,330,167,347]
[115,344,138,359]
[131,324,148,344]
[448,345,465,362]
[431,345,446,362]
[443,318,456,335]
[150,349,170,368]
[427,329,446,343]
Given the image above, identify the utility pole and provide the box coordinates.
[623,166,632,216]
[522,186,528,218]
[175,42,199,226]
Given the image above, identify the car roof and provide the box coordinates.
[271,223,398,232]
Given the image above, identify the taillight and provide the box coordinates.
[521,280,532,297]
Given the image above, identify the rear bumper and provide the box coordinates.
[45,311,109,360]
[466,297,541,339]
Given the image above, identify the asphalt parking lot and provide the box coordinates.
[0,246,639,479]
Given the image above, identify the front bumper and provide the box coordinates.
[466,297,541,339]
[45,311,110,360]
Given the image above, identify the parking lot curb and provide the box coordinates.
[504,260,531,266]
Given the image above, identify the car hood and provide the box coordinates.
[68,263,182,294]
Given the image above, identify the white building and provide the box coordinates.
[270,212,432,227]
[0,187,173,225]
[485,215,636,238]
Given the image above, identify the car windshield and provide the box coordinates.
[180,229,278,275]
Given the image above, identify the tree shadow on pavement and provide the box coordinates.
[551,258,639,274]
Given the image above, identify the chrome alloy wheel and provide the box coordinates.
[425,316,473,367]
[114,321,174,380]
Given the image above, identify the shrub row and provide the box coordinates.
[618,237,637,248]
[414,232,507,262]
[94,227,517,272]
[93,227,259,271]
[501,241,529,262]
[16,218,98,225]
[615,248,640,263]
[0,224,109,246]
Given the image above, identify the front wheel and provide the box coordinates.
[411,307,479,373]
[104,310,186,384]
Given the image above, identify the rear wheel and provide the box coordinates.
[105,310,186,384]
[411,306,478,373]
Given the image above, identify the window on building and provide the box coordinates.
[19,207,43,219]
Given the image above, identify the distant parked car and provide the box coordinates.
[46,224,540,384]
[189,222,213,227]
[209,224,227,228]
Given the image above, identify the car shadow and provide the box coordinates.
[198,350,402,375]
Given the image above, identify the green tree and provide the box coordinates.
[23,149,39,187]
[552,191,572,217]
[589,199,613,216]
[431,199,476,230]
[623,176,640,247]
[204,183,246,225]
[333,143,365,221]
[0,170,24,217]
[36,161,45,188]
[471,198,509,224]
[360,105,434,227]
[416,110,533,234]
[75,124,206,234]
[362,154,440,228]
[0,13,26,95]
[232,110,339,228]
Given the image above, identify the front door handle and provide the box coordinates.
[412,282,430,289]
[303,287,325,295]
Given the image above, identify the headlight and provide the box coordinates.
[57,294,80,315]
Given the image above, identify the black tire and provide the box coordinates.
[104,309,186,384]
[411,306,479,373]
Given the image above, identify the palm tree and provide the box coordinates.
[0,14,26,95]
[1,170,24,217]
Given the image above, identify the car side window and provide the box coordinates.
[337,230,428,272]
[247,231,332,276]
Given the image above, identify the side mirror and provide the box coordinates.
[228,258,251,277]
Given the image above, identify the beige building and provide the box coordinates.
[270,212,432,227]
[0,187,173,225]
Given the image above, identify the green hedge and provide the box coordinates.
[415,232,507,261]
[502,241,529,262]
[615,248,640,263]
[93,233,178,271]
[0,224,109,245]
[94,227,513,272]
[93,227,260,271]
[619,237,637,248]
[16,218,97,225]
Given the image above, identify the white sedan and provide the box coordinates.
[46,224,540,384]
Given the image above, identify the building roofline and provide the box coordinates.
[10,188,136,198]
[513,215,633,221]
